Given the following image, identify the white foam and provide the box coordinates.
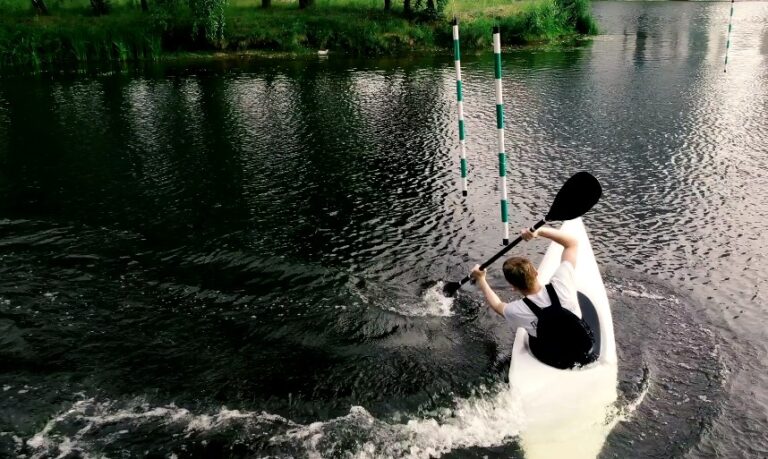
[618,289,670,301]
[185,407,260,432]
[26,412,60,452]
[55,436,81,459]
[271,383,523,457]
[0,432,24,450]
[23,383,524,458]
[395,282,455,317]
[609,367,650,426]
[606,280,678,303]
[421,282,455,316]
[399,385,524,455]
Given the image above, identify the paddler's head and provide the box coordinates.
[502,257,539,295]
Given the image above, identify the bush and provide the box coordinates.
[0,0,598,69]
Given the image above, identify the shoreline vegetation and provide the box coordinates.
[0,0,597,69]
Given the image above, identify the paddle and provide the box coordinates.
[442,171,602,297]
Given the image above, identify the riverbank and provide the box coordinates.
[0,0,596,69]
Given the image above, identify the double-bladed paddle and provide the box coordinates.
[442,171,603,297]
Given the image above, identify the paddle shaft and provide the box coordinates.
[456,219,547,288]
[443,171,602,297]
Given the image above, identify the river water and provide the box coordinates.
[0,1,766,458]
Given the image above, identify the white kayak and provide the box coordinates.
[509,218,619,459]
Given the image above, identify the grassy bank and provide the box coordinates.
[0,0,597,68]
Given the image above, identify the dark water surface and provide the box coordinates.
[1,1,767,457]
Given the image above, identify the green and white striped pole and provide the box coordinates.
[493,26,509,245]
[724,0,735,73]
[452,17,468,196]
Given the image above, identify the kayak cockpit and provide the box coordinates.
[527,291,602,368]
[577,291,601,362]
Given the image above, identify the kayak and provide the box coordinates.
[508,217,619,458]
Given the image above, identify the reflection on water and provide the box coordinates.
[0,1,767,458]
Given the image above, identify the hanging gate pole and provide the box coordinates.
[493,26,509,245]
[724,0,735,73]
[452,18,469,196]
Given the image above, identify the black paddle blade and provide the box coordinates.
[442,281,462,297]
[545,171,602,221]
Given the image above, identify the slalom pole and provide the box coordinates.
[492,26,509,245]
[724,0,735,73]
[452,17,468,197]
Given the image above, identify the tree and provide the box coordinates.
[384,0,391,10]
[30,0,49,15]
[261,0,270,7]
[403,0,411,14]
[411,0,446,18]
[140,0,148,12]
[299,0,313,8]
[90,0,110,15]
[189,0,228,45]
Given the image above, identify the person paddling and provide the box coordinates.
[470,226,596,369]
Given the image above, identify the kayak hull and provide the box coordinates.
[509,218,618,458]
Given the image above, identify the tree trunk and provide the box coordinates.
[384,0,391,10]
[426,0,435,11]
[31,0,49,15]
[140,0,148,12]
[90,0,110,15]
[299,0,313,9]
[261,0,270,7]
[403,0,410,15]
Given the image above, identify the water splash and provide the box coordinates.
[20,384,524,458]
[412,282,455,317]
[375,281,456,318]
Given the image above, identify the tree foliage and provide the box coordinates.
[149,0,227,45]
[30,0,49,15]
[408,0,448,19]
[189,0,227,43]
[90,0,111,15]
[554,0,597,33]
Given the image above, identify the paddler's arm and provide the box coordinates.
[469,265,505,316]
[523,226,578,267]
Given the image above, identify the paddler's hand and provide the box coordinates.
[521,227,539,241]
[469,264,486,282]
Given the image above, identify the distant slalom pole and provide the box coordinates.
[724,0,735,73]
[452,17,468,197]
[492,26,510,245]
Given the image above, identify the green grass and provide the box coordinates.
[0,10,166,68]
[0,0,597,69]
[223,4,434,53]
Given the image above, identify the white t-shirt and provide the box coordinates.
[502,261,581,338]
